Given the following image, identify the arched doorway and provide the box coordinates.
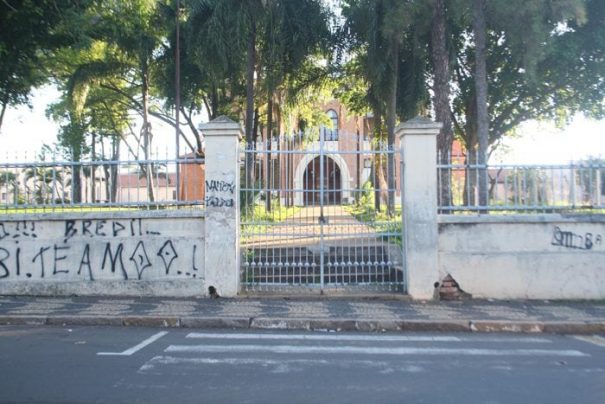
[303,156,341,205]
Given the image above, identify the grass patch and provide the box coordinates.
[241,201,301,238]
[346,203,403,246]
[243,203,301,223]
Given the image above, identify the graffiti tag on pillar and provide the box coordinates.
[205,179,235,207]
[205,196,234,207]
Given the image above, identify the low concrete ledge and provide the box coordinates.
[1,315,604,335]
[0,315,47,325]
[46,316,122,327]
[399,320,470,332]
[121,316,181,328]
[309,319,357,331]
[470,321,545,333]
[180,317,250,329]
[250,318,312,330]
[355,320,404,332]
[542,322,605,334]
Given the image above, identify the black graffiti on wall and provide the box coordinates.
[63,218,160,243]
[204,196,234,207]
[551,226,603,250]
[0,221,38,243]
[205,179,235,207]
[0,219,202,281]
[0,241,202,280]
[205,180,235,194]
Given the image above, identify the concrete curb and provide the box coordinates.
[1,315,605,334]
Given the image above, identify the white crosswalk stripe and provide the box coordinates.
[136,332,591,374]
[166,344,587,357]
[185,332,553,344]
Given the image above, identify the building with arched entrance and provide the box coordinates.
[269,100,401,207]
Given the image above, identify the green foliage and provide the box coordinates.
[451,0,601,153]
[345,180,402,244]
[340,0,429,118]
[2,0,604,175]
[0,0,91,129]
[244,202,300,223]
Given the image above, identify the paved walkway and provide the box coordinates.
[1,295,604,334]
[241,206,388,248]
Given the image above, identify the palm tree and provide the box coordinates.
[0,171,19,205]
[23,165,66,205]
[260,0,331,211]
[342,0,422,215]
[187,0,264,188]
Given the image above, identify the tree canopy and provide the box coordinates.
[1,0,603,170]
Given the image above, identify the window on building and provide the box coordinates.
[322,109,339,141]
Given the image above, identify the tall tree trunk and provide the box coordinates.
[71,146,82,204]
[210,85,219,120]
[142,68,155,203]
[91,132,96,203]
[265,91,273,212]
[373,109,383,211]
[244,20,257,212]
[462,139,478,207]
[473,0,489,208]
[110,136,120,202]
[181,107,203,155]
[376,155,389,209]
[461,97,477,207]
[275,91,282,206]
[386,41,398,217]
[0,96,8,132]
[103,136,120,203]
[431,0,454,209]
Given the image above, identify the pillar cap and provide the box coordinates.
[199,116,243,139]
[396,116,442,138]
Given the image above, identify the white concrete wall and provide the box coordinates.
[438,214,605,299]
[0,211,206,297]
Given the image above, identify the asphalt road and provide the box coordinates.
[0,326,604,403]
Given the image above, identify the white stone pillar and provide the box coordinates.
[397,117,442,300]
[200,116,242,297]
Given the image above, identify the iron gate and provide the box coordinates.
[240,130,405,293]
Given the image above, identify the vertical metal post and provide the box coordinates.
[570,166,576,207]
[400,158,406,292]
[319,128,325,290]
[175,0,181,204]
[91,132,96,203]
[597,168,602,207]
[356,129,361,204]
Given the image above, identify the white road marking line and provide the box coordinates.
[574,335,605,348]
[186,333,461,342]
[165,344,588,357]
[97,331,169,356]
[138,356,425,373]
[185,332,552,344]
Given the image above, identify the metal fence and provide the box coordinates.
[240,131,405,293]
[438,156,605,213]
[0,155,205,212]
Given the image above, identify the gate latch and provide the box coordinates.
[318,215,329,224]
